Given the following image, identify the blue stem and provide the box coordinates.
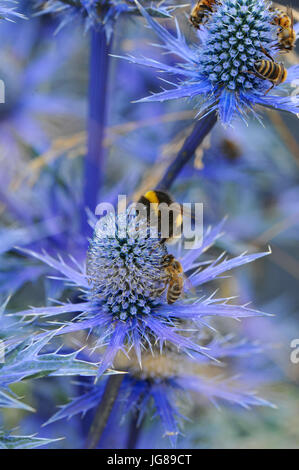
[157,111,218,190]
[82,27,111,234]
[86,374,124,449]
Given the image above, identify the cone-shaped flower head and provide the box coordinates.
[200,0,276,92]
[121,0,299,125]
[87,211,167,321]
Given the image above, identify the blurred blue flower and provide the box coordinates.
[121,0,299,126]
[0,19,84,175]
[44,339,273,447]
[35,0,175,39]
[0,428,61,449]
[14,215,270,377]
[0,155,142,295]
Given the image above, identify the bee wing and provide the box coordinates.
[182,271,196,295]
[290,8,294,29]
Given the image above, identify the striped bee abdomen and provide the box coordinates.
[254,60,287,83]
[167,278,183,304]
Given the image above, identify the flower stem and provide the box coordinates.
[82,27,112,234]
[126,411,145,449]
[156,111,217,190]
[86,374,124,449]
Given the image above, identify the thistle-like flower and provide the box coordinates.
[121,0,299,125]
[44,342,274,447]
[35,0,174,38]
[15,213,270,377]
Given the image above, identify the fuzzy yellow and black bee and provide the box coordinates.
[270,6,296,52]
[160,254,184,304]
[189,0,219,29]
[137,190,183,242]
[252,47,287,94]
[137,190,196,304]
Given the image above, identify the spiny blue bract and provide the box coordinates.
[15,215,270,377]
[45,345,274,447]
[121,0,299,126]
[0,1,25,21]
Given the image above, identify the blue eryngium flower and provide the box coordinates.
[35,0,174,38]
[121,0,299,126]
[44,343,274,447]
[15,214,270,377]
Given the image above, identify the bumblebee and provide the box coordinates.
[252,47,287,94]
[137,190,183,242]
[160,254,184,304]
[270,7,296,52]
[277,9,296,52]
[189,0,219,29]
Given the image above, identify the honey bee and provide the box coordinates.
[252,47,287,94]
[277,11,296,52]
[189,0,219,29]
[270,7,296,52]
[160,254,184,304]
[137,190,183,242]
[270,6,292,29]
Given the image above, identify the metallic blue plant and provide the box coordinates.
[34,0,174,38]
[34,1,178,230]
[121,0,299,126]
[0,295,103,448]
[0,19,84,171]
[43,339,274,447]
[0,429,61,449]
[13,215,270,378]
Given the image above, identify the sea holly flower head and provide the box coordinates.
[13,211,270,378]
[122,0,299,126]
[87,211,168,322]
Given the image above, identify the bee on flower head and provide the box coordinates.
[270,6,296,53]
[137,190,183,243]
[189,0,220,29]
[137,190,197,304]
[159,254,185,304]
[252,46,287,94]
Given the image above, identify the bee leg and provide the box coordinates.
[264,82,275,95]
[274,42,282,51]
[260,44,274,61]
